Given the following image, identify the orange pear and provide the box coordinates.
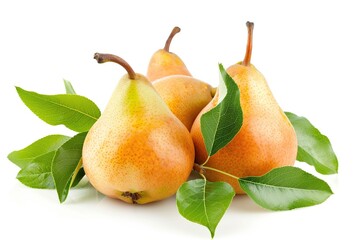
[83,53,194,204]
[153,75,215,130]
[191,22,297,194]
[147,27,191,81]
[148,26,215,130]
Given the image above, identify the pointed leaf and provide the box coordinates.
[200,64,242,156]
[63,79,76,94]
[16,151,56,189]
[176,179,235,238]
[8,134,70,168]
[16,87,100,132]
[239,166,333,211]
[52,132,87,203]
[285,112,338,174]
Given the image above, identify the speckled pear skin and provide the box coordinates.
[153,75,214,130]
[147,26,191,81]
[191,63,297,194]
[82,74,194,204]
[147,49,191,81]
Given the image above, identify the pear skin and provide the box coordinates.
[147,27,191,81]
[191,22,297,194]
[83,53,194,204]
[153,75,215,130]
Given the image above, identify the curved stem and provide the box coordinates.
[164,26,181,52]
[202,166,239,180]
[94,53,136,79]
[242,21,254,66]
[201,156,211,167]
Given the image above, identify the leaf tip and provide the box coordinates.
[15,86,22,93]
[56,188,68,204]
[218,63,226,73]
[7,151,14,160]
[209,229,215,238]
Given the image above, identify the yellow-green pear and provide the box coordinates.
[83,53,194,204]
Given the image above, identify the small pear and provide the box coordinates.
[153,75,215,131]
[148,26,215,130]
[83,53,194,204]
[191,22,297,194]
[147,27,191,81]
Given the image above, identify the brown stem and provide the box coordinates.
[94,53,136,79]
[164,26,181,52]
[242,21,254,66]
[193,163,206,175]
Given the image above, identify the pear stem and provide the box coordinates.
[203,166,239,180]
[193,163,206,175]
[201,156,211,167]
[242,21,254,66]
[94,53,136,79]
[164,26,181,52]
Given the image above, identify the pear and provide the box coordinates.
[153,75,215,131]
[82,53,194,204]
[147,26,191,81]
[191,22,297,194]
[148,26,215,130]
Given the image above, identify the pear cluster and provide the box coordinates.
[82,23,297,203]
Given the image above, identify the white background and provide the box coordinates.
[0,0,359,239]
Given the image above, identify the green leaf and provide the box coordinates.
[69,158,85,187]
[52,132,87,203]
[200,64,242,156]
[70,168,85,188]
[239,166,333,211]
[63,79,76,94]
[16,151,56,189]
[8,135,70,168]
[176,179,235,238]
[16,87,100,132]
[285,112,338,174]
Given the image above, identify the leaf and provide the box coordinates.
[239,166,333,211]
[63,79,76,94]
[285,112,338,174]
[12,134,85,190]
[69,158,85,187]
[52,132,87,203]
[176,179,235,238]
[8,134,70,168]
[16,87,100,132]
[16,151,56,189]
[70,168,85,188]
[200,64,242,156]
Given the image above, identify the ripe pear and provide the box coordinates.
[191,22,297,194]
[147,26,215,130]
[152,75,216,131]
[82,53,194,204]
[147,26,191,81]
